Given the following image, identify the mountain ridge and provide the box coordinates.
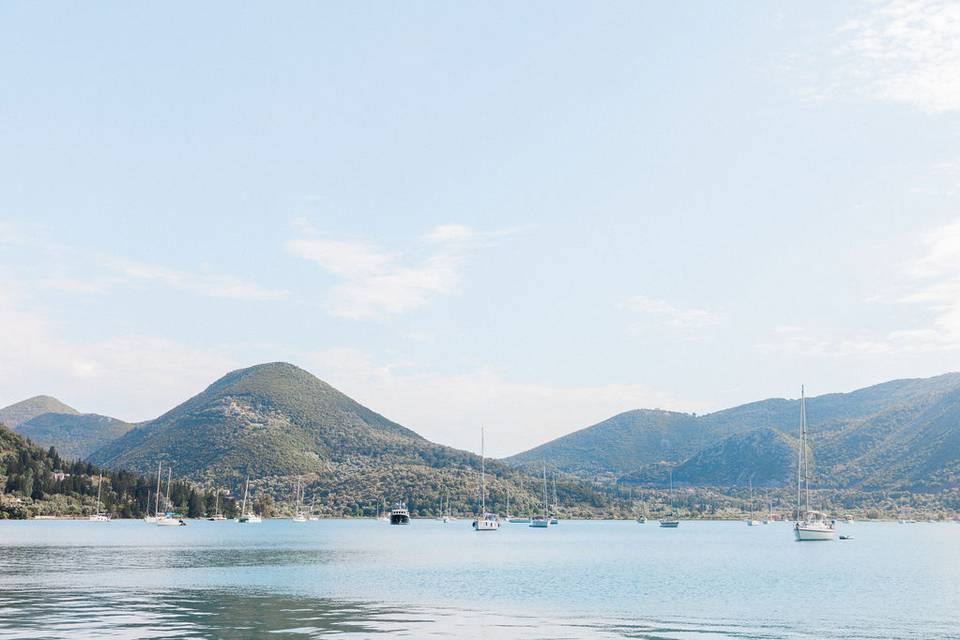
[0,395,78,428]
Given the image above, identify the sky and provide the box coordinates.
[1,1,959,457]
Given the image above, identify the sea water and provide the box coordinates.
[0,519,957,638]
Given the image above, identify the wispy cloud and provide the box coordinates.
[0,279,237,420]
[101,258,289,301]
[287,221,515,319]
[763,217,960,356]
[835,0,960,113]
[621,295,719,329]
[0,221,289,302]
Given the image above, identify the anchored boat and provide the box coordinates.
[793,386,835,542]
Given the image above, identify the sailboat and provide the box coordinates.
[659,469,679,528]
[530,462,549,528]
[88,473,111,521]
[762,491,772,524]
[794,386,835,541]
[207,489,227,521]
[550,475,559,525]
[508,476,531,523]
[292,476,306,522]
[308,496,320,521]
[746,478,760,526]
[238,475,262,523]
[472,427,499,531]
[144,461,163,523]
[156,467,183,526]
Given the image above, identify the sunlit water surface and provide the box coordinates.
[0,519,957,638]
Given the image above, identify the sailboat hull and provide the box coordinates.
[794,524,835,541]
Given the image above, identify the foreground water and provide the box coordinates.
[0,519,957,639]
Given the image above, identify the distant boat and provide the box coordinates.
[659,469,680,528]
[390,502,410,525]
[292,476,306,523]
[746,478,760,526]
[144,462,163,524]
[550,475,559,525]
[207,489,226,521]
[88,473,111,522]
[509,516,531,524]
[529,461,550,529]
[793,386,835,541]
[156,467,185,526]
[238,475,262,524]
[472,427,499,531]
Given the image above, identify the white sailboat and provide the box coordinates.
[238,475,262,523]
[88,473,111,521]
[508,476,531,523]
[659,469,679,528]
[472,427,499,531]
[156,467,183,526]
[794,386,835,541]
[292,476,306,522]
[530,462,549,528]
[207,489,227,521]
[144,461,163,523]
[550,475,559,525]
[746,478,760,526]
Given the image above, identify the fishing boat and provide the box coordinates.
[238,476,262,523]
[659,469,680,528]
[472,427,499,531]
[292,476,306,523]
[529,462,549,528]
[88,473,111,522]
[390,502,410,525]
[793,386,835,541]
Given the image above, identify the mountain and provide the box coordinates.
[0,396,78,428]
[17,413,134,461]
[621,428,797,487]
[506,409,702,476]
[88,362,610,516]
[507,373,960,492]
[89,362,434,478]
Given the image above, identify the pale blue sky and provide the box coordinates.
[2,1,959,456]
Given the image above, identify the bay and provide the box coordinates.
[0,519,957,639]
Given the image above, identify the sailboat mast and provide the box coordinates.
[802,386,810,515]
[541,462,547,519]
[165,468,172,511]
[95,473,103,515]
[797,386,805,521]
[242,476,249,516]
[553,475,558,515]
[155,461,162,517]
[480,427,486,513]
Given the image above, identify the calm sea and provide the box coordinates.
[0,519,957,639]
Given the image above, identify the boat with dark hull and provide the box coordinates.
[390,502,410,525]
